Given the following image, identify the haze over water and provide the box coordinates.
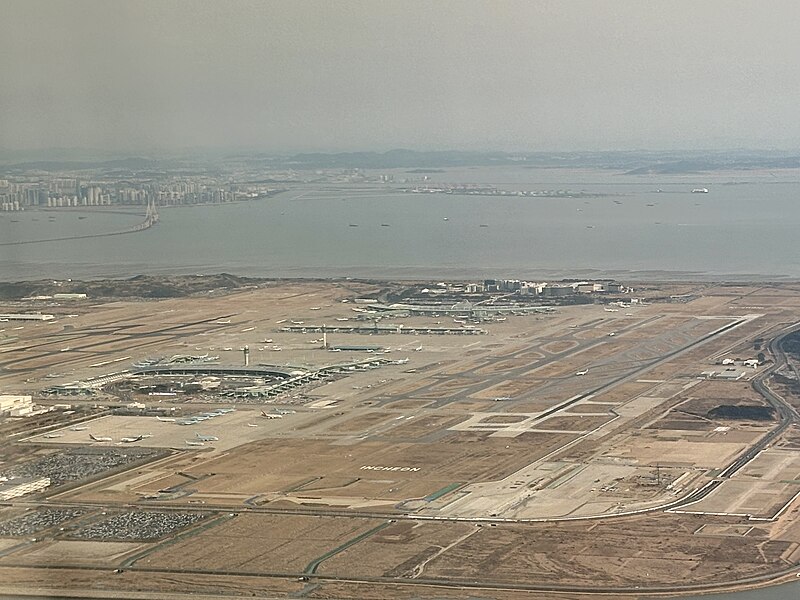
[2,167,800,282]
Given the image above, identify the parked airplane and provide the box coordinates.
[43,433,63,438]
[69,426,88,431]
[196,433,218,442]
[575,369,589,376]
[156,416,176,422]
[120,435,144,443]
[185,440,205,447]
[246,423,258,427]
[261,410,283,419]
[89,434,112,442]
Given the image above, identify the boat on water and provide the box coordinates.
[349,223,358,227]
[380,223,390,227]
[691,188,709,193]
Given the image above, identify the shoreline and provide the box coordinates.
[0,264,797,285]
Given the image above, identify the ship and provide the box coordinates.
[691,188,709,193]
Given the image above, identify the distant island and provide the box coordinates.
[5,148,800,174]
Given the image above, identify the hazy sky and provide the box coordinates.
[2,0,800,153]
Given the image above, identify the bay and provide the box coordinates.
[2,166,800,281]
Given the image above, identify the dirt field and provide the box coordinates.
[139,513,383,573]
[4,280,800,598]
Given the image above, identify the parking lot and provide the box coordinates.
[70,511,207,541]
[0,508,87,537]
[1,447,159,487]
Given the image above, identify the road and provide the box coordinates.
[668,322,800,511]
[5,323,800,598]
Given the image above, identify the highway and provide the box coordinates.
[11,320,796,527]
[5,322,800,598]
[668,322,800,511]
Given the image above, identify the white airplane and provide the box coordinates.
[396,358,409,364]
[246,423,258,428]
[575,369,589,376]
[196,433,218,442]
[261,410,283,419]
[120,435,144,443]
[89,434,112,442]
[604,308,619,312]
[413,346,423,352]
[43,433,63,438]
[69,426,88,431]
[185,440,205,447]
[156,416,176,422]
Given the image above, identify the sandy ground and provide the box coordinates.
[4,281,800,597]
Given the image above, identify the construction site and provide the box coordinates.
[2,278,800,599]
